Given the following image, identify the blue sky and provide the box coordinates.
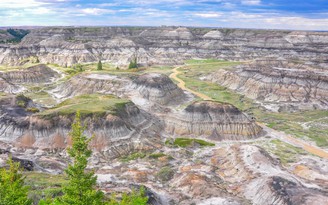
[1,0,327,30]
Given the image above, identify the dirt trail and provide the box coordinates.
[169,67,212,101]
[170,66,328,159]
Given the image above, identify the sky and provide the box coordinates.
[0,0,328,30]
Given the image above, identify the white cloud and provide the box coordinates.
[241,0,261,5]
[0,0,46,8]
[194,13,222,18]
[81,8,115,15]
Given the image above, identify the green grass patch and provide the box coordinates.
[185,58,228,64]
[253,109,328,147]
[24,172,67,204]
[167,138,215,148]
[120,152,147,162]
[37,94,130,118]
[266,139,308,165]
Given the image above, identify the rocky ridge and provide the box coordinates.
[0,27,327,67]
[205,59,328,111]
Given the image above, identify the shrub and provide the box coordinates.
[128,57,138,69]
[156,166,174,182]
[26,107,40,113]
[97,60,103,70]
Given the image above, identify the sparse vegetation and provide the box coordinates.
[265,139,308,165]
[121,152,146,162]
[16,94,31,108]
[156,166,174,182]
[26,107,40,113]
[166,138,215,148]
[128,57,138,69]
[37,94,130,118]
[24,172,67,204]
[97,60,103,70]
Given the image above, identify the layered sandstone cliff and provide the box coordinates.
[165,101,262,139]
[206,59,328,111]
[0,27,327,67]
[132,73,186,105]
[0,94,163,158]
[51,73,129,99]
[0,64,58,93]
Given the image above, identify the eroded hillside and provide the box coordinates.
[0,27,327,205]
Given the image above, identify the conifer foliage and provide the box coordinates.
[0,157,32,205]
[60,112,105,205]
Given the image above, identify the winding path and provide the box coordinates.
[169,66,328,159]
[169,67,212,101]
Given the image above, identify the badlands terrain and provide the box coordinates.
[0,26,328,204]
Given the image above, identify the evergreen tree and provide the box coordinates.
[59,112,105,205]
[128,57,138,69]
[97,60,102,70]
[0,157,32,205]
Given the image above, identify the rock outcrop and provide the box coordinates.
[0,64,59,93]
[206,59,328,111]
[0,27,327,67]
[0,64,58,84]
[211,144,328,205]
[0,95,163,158]
[132,73,186,105]
[165,101,262,139]
[51,73,129,99]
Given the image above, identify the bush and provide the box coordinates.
[97,60,103,70]
[26,107,40,113]
[108,186,148,205]
[16,94,31,108]
[128,58,138,69]
[156,166,174,182]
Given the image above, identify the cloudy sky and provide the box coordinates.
[0,0,327,30]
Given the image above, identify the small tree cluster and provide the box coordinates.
[128,57,138,69]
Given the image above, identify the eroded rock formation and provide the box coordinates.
[0,27,327,67]
[0,95,163,158]
[165,101,262,139]
[206,59,328,111]
[132,73,186,105]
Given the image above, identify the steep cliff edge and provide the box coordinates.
[0,27,327,66]
[165,101,262,139]
[205,59,328,111]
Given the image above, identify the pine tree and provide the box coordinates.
[59,112,105,205]
[97,60,102,70]
[0,157,32,205]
